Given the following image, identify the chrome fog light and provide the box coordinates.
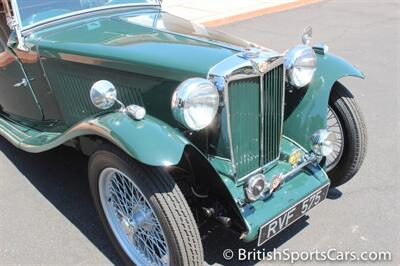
[311,129,336,157]
[244,174,267,202]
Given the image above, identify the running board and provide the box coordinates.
[0,116,61,153]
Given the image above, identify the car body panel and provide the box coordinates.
[28,8,251,79]
[15,49,65,123]
[18,9,253,131]
[91,112,190,166]
[0,111,190,166]
[0,37,43,120]
[283,53,364,150]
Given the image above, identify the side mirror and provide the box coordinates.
[90,80,118,110]
[7,31,18,48]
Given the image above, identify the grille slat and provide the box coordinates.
[228,64,284,178]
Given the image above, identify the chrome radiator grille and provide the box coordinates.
[228,64,285,178]
[228,77,261,177]
[263,65,285,164]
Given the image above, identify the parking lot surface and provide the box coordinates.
[0,0,399,265]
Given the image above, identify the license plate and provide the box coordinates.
[258,184,330,246]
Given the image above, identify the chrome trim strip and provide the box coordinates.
[223,76,236,173]
[208,49,285,183]
[0,114,124,154]
[280,154,319,183]
[260,75,264,164]
[279,62,286,163]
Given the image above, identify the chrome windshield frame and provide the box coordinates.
[9,0,161,34]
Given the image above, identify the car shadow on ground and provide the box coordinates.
[0,137,123,265]
[0,137,342,265]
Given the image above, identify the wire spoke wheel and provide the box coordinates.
[325,83,367,187]
[326,106,345,172]
[99,168,169,266]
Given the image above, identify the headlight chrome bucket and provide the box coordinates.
[284,45,317,88]
[171,78,219,131]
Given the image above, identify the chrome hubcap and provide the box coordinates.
[326,107,345,171]
[99,168,169,266]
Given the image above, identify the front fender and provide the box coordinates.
[12,111,190,166]
[88,112,190,166]
[5,111,190,167]
[283,53,365,150]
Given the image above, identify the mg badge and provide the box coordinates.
[270,174,282,192]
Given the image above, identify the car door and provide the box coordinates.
[0,12,42,121]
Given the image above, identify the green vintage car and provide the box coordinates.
[0,0,367,265]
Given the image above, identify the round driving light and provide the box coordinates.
[284,45,317,88]
[171,78,219,131]
[244,174,267,202]
[311,129,336,157]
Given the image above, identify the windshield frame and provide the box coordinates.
[10,0,161,33]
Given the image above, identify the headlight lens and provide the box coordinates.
[171,78,219,131]
[284,45,317,88]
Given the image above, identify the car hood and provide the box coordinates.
[33,9,260,81]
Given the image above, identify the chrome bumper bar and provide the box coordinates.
[265,153,321,195]
[280,153,320,183]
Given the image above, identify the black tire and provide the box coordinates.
[327,82,367,187]
[88,144,203,266]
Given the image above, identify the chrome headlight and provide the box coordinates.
[284,45,317,88]
[171,78,219,131]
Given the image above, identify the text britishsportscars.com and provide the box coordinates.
[222,248,392,263]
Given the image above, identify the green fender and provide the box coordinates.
[0,111,190,167]
[86,112,190,166]
[283,53,365,150]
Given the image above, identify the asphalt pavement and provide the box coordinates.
[0,0,399,265]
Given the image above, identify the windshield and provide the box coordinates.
[14,0,159,28]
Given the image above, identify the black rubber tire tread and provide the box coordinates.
[88,144,203,266]
[328,82,368,187]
